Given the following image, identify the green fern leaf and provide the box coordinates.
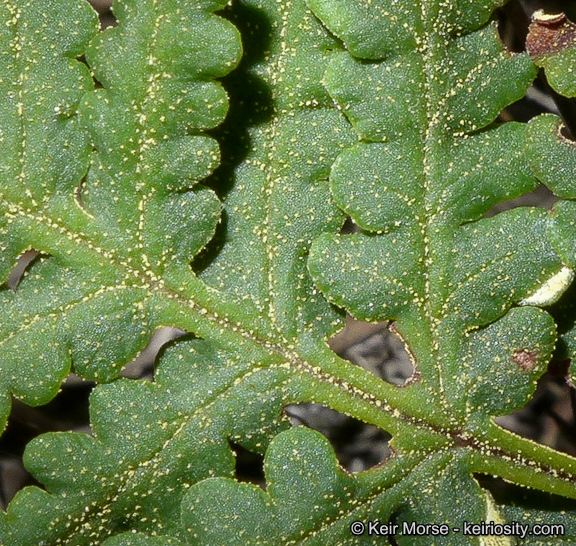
[2,0,576,544]
[304,0,576,537]
[0,0,239,399]
[0,0,98,421]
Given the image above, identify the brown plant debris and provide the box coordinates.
[526,10,576,60]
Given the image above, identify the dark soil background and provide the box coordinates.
[1,0,576,509]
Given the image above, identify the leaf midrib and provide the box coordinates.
[4,196,428,425]
[7,3,576,524]
[419,9,454,424]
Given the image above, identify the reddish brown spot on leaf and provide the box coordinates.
[512,349,538,371]
[526,11,576,60]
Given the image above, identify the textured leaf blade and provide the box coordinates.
[0,0,98,418]
[1,338,289,542]
[526,115,576,363]
[1,2,416,541]
[185,427,573,545]
[0,0,241,403]
[185,2,576,539]
[307,0,557,412]
[305,0,576,524]
[183,427,427,544]
[3,0,576,542]
[526,11,576,98]
[103,534,183,546]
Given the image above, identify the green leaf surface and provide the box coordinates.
[527,114,576,199]
[526,114,576,362]
[307,0,561,429]
[536,46,576,98]
[183,427,428,545]
[500,505,576,544]
[305,0,576,533]
[2,0,411,541]
[1,338,293,542]
[526,11,576,98]
[2,0,576,543]
[0,0,240,397]
[0,0,98,419]
[102,534,183,546]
